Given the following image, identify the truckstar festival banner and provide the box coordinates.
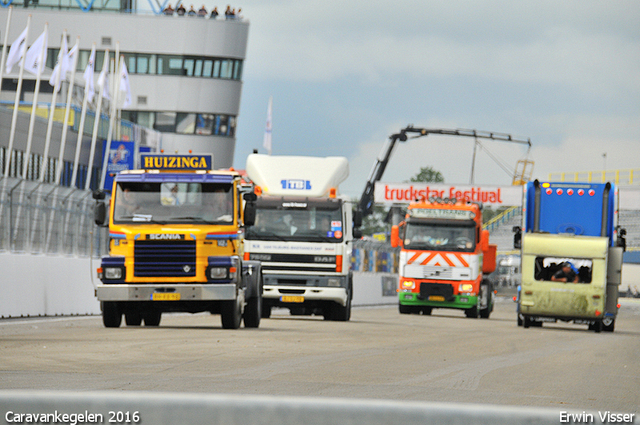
[102,141,135,191]
[374,182,522,206]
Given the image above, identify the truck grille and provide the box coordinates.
[250,253,336,273]
[134,240,196,278]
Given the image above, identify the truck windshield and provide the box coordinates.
[113,182,234,224]
[246,206,343,243]
[403,222,475,252]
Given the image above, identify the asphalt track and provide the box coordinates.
[1,297,639,415]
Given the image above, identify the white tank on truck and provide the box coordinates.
[243,154,362,321]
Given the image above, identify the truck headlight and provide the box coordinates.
[401,280,415,290]
[210,267,228,279]
[328,278,341,287]
[459,283,474,293]
[104,267,123,280]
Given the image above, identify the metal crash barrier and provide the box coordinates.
[0,391,578,425]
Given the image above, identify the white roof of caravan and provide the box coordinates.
[245,154,349,197]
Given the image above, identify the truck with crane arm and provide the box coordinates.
[243,154,361,321]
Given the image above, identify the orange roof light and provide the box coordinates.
[329,187,337,198]
[254,186,263,196]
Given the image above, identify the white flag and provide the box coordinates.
[97,61,110,101]
[119,61,132,108]
[83,47,96,103]
[24,28,48,76]
[49,35,68,91]
[263,96,273,155]
[5,26,28,74]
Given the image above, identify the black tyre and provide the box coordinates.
[523,315,531,328]
[144,311,162,327]
[261,305,272,319]
[102,302,122,328]
[243,294,262,328]
[464,305,478,318]
[125,312,142,326]
[517,314,523,327]
[221,298,242,329]
[421,307,432,316]
[593,320,603,333]
[602,317,615,332]
[399,304,412,314]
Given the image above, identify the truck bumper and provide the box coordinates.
[398,292,478,309]
[263,286,348,306]
[96,283,237,301]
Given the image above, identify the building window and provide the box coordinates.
[196,114,215,135]
[154,112,177,132]
[176,113,196,134]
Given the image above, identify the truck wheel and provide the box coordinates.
[144,311,162,326]
[523,316,531,328]
[399,304,412,314]
[125,312,142,326]
[221,298,242,329]
[332,295,352,322]
[464,305,478,318]
[593,320,603,333]
[421,307,432,315]
[602,317,615,332]
[517,314,523,326]
[243,294,262,328]
[102,302,122,328]
[261,305,272,319]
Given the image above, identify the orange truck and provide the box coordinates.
[391,198,497,318]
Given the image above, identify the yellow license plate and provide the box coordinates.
[152,293,181,301]
[281,295,304,303]
[429,295,445,302]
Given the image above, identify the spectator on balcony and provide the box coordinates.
[187,4,197,15]
[197,4,207,17]
[176,3,186,15]
[210,6,219,19]
[163,4,175,15]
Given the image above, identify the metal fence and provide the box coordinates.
[0,177,108,257]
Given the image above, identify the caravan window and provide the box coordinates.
[534,257,593,284]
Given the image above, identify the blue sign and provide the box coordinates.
[280,179,312,190]
[102,141,135,191]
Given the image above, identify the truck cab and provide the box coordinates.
[243,154,359,321]
[391,198,496,318]
[93,154,263,329]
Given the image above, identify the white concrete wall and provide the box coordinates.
[0,254,100,318]
[1,255,637,319]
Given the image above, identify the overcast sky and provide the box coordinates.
[225,0,640,199]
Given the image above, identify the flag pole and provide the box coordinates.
[263,95,273,155]
[85,49,109,191]
[100,44,120,190]
[70,42,95,189]
[4,14,30,178]
[55,36,79,186]
[40,29,66,183]
[22,22,48,180]
[0,6,13,98]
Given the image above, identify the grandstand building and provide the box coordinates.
[0,3,249,188]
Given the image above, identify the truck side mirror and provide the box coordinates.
[352,227,362,239]
[94,202,107,226]
[390,225,400,248]
[243,202,256,226]
[513,226,522,249]
[353,209,363,228]
[243,192,257,202]
[481,229,490,252]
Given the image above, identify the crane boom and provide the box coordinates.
[357,125,531,217]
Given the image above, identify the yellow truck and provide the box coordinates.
[93,153,263,329]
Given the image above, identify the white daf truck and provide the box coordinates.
[243,154,361,321]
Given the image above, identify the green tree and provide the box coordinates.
[409,166,445,183]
